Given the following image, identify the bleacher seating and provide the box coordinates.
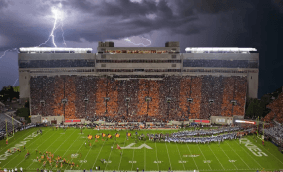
[264,92,283,123]
[183,60,258,68]
[53,76,64,116]
[0,102,5,113]
[30,75,248,122]
[0,113,22,134]
[19,60,95,68]
[137,79,148,120]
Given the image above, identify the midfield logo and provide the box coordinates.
[121,143,153,149]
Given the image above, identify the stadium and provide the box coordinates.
[18,42,259,122]
[0,42,283,172]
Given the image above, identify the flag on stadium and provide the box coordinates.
[115,133,120,138]
[95,135,100,139]
[88,135,93,140]
[127,133,131,137]
[108,134,112,138]
[116,144,121,149]
[102,133,106,137]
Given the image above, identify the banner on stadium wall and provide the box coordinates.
[194,120,210,123]
[216,118,225,123]
[65,119,81,123]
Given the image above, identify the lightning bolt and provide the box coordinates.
[0,2,67,88]
[1,3,66,59]
[0,48,18,60]
[0,48,19,87]
[61,21,67,47]
[124,37,151,47]
[13,79,19,86]
[39,3,66,47]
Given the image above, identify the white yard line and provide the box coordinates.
[0,128,35,153]
[104,140,117,170]
[218,144,238,170]
[174,142,186,170]
[6,129,53,168]
[197,144,212,170]
[185,143,198,170]
[235,139,263,168]
[208,145,225,170]
[60,129,86,170]
[130,148,135,171]
[37,128,77,169]
[91,139,106,169]
[118,135,128,170]
[78,130,100,169]
[252,138,283,165]
[165,142,172,170]
[225,141,251,169]
[144,143,146,171]
[17,130,55,166]
[154,142,159,171]
[3,130,42,167]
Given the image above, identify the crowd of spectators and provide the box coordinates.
[0,113,23,140]
[264,92,283,123]
[183,59,258,68]
[30,75,247,122]
[19,59,95,68]
[264,121,283,147]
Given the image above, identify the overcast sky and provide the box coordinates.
[0,0,282,98]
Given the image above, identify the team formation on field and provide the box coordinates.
[1,123,283,172]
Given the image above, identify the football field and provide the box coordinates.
[0,127,283,172]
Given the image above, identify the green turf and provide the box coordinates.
[0,127,283,172]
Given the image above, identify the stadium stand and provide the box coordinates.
[0,102,5,113]
[190,76,202,119]
[137,79,148,121]
[0,113,22,136]
[182,60,258,68]
[264,92,283,123]
[30,75,247,122]
[19,59,95,68]
[264,121,283,147]
[53,76,64,116]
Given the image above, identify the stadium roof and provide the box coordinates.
[19,47,93,53]
[185,47,257,53]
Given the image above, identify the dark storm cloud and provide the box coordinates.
[272,0,283,13]
[97,0,158,18]
[65,0,258,42]
[194,0,245,13]
[62,0,201,42]
[0,0,260,48]
[60,0,95,14]
[0,0,9,10]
